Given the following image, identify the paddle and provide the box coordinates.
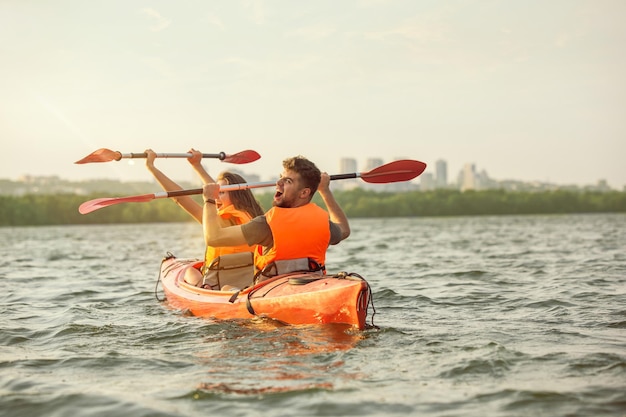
[74,148,260,164]
[78,159,427,215]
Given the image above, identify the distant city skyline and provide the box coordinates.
[5,153,617,197]
[9,154,616,192]
[332,157,619,191]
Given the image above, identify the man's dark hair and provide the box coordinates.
[282,156,321,194]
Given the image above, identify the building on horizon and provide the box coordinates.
[457,163,498,191]
[420,172,435,191]
[460,163,477,191]
[435,159,448,188]
[362,158,384,191]
[364,158,384,171]
[337,157,359,190]
[386,156,417,192]
[339,157,357,175]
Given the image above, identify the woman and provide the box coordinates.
[145,149,264,287]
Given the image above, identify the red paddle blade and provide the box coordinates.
[75,148,122,164]
[360,159,427,183]
[79,194,156,214]
[222,150,261,164]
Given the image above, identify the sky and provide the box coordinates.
[1,0,625,189]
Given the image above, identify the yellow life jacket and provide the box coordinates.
[254,203,330,273]
[203,205,256,271]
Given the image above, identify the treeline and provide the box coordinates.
[0,189,625,226]
[327,188,626,217]
[0,194,193,226]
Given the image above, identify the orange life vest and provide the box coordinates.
[254,203,330,272]
[204,205,256,265]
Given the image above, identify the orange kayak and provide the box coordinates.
[158,255,374,330]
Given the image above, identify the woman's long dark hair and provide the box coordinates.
[217,172,265,217]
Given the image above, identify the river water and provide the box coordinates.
[1,214,625,417]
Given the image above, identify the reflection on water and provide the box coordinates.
[195,319,367,394]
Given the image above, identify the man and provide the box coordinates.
[202,155,350,279]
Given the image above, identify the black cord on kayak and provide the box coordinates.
[343,271,377,330]
[155,270,165,302]
[364,280,377,330]
[155,252,175,302]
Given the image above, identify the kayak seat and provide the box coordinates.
[201,252,255,290]
[255,258,325,284]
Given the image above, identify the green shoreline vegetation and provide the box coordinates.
[1,189,625,226]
